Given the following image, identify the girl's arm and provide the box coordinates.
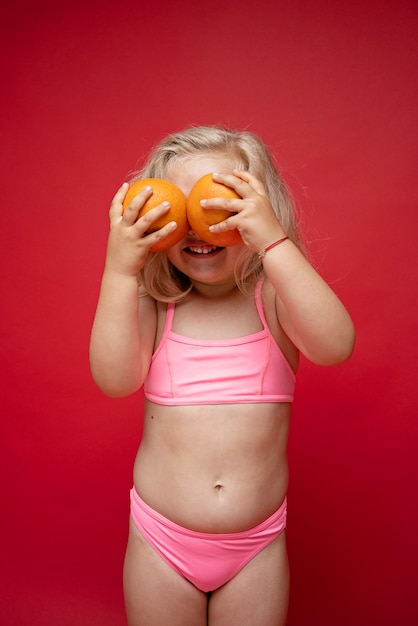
[262,241,355,365]
[89,270,156,397]
[89,182,177,397]
[206,171,355,366]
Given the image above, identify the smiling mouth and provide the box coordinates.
[185,244,224,255]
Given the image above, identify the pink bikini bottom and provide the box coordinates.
[130,487,287,593]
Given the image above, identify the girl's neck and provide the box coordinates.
[189,278,239,300]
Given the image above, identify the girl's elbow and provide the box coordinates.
[341,320,356,361]
[303,319,355,366]
[322,344,354,366]
[318,325,356,366]
[94,381,141,398]
[90,368,142,398]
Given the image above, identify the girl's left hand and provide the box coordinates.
[203,170,286,252]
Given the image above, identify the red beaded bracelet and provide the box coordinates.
[257,236,289,258]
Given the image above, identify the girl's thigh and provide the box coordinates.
[208,532,289,626]
[123,519,208,626]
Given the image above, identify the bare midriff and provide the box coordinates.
[133,400,291,533]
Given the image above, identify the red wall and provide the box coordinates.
[1,1,417,624]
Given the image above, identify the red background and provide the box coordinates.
[1,1,417,624]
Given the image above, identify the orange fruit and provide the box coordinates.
[186,173,243,246]
[122,178,188,252]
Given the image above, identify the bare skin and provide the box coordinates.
[90,154,355,625]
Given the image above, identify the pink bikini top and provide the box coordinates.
[143,280,296,406]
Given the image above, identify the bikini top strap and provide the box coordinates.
[254,277,268,329]
[164,301,176,334]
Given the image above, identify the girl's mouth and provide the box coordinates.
[185,244,223,255]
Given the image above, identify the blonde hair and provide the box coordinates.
[129,125,304,301]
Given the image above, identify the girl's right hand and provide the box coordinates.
[104,183,178,277]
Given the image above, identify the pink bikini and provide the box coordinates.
[130,488,287,593]
[131,279,295,592]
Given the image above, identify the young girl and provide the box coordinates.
[90,126,355,626]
